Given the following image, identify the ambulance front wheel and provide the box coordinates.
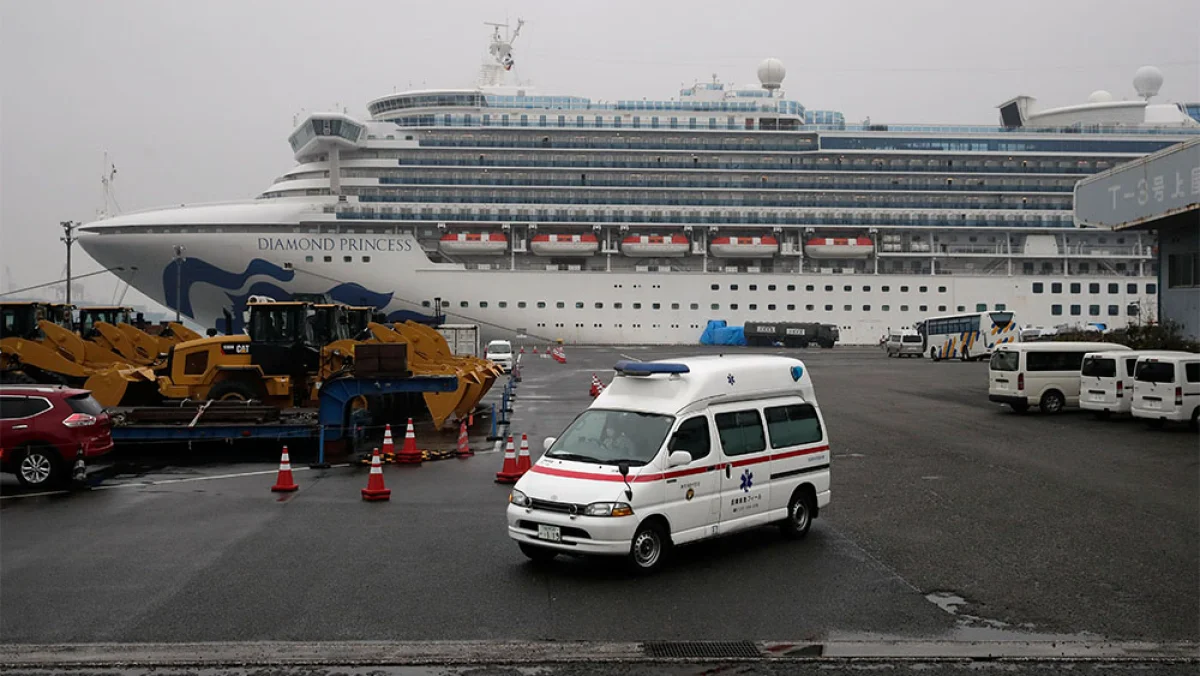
[627,520,670,574]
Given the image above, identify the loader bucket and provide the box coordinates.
[115,323,168,364]
[84,365,160,407]
[0,337,93,379]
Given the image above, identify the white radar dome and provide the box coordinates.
[757,57,786,92]
[1133,65,1163,100]
[1087,90,1113,103]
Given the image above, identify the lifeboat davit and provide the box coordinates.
[805,236,874,259]
[621,234,689,258]
[530,233,600,257]
[439,232,507,256]
[709,236,779,258]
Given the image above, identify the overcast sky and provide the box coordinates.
[1,0,1197,309]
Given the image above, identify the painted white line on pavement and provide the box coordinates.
[94,466,311,490]
[0,489,71,501]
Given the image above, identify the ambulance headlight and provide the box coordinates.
[509,489,530,507]
[585,502,634,517]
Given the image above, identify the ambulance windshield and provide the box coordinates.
[546,409,674,466]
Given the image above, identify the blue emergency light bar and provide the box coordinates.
[613,360,690,376]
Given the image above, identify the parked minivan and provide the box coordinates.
[989,342,1130,413]
[1080,350,1192,418]
[1130,353,1200,430]
[885,332,924,358]
[506,355,831,573]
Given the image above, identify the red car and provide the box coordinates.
[0,385,114,489]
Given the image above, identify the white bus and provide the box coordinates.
[916,311,1019,362]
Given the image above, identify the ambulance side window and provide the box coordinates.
[714,410,766,457]
[764,404,823,448]
[668,416,711,462]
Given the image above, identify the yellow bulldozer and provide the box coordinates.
[0,302,159,405]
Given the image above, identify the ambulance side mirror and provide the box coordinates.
[668,451,691,468]
[543,437,556,452]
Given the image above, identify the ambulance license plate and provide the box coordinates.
[1144,400,1161,409]
[537,524,562,542]
[1090,394,1105,402]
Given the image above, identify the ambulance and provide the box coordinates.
[506,355,831,573]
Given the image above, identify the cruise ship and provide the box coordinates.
[78,21,1200,345]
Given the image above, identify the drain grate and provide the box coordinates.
[643,640,762,659]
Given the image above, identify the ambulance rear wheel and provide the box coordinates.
[779,489,815,540]
[518,542,558,564]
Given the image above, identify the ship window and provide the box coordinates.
[441,301,449,308]
[842,285,851,292]
[862,305,871,311]
[882,286,890,292]
[938,286,946,293]
[672,303,680,310]
[711,284,719,290]
[749,304,757,311]
[768,304,776,311]
[1108,283,1119,294]
[996,304,1007,311]
[422,301,431,307]
[305,256,314,263]
[691,303,699,310]
[938,305,947,312]
[806,285,814,291]
[633,302,642,309]
[843,305,852,311]
[919,305,928,312]
[537,302,546,309]
[460,301,469,308]
[479,301,489,308]
[1052,282,1063,293]
[730,284,739,291]
[881,305,890,311]
[787,284,795,291]
[1070,304,1081,316]
[787,304,795,311]
[1089,305,1100,316]
[518,302,527,308]
[555,302,565,309]
[711,304,720,310]
[499,302,507,308]
[1069,282,1081,293]
[1127,283,1137,294]
[343,256,352,262]
[575,302,584,309]
[824,305,833,311]
[613,302,623,309]
[324,256,332,262]
[653,303,661,310]
[768,284,776,291]
[825,285,833,292]
[1108,305,1119,316]
[1033,282,1043,294]
[1147,283,1157,294]
[976,303,987,312]
[1089,283,1100,294]
[1052,304,1062,315]
[900,305,909,312]
[362,256,371,262]
[919,286,928,293]
[730,304,739,310]
[900,286,909,292]
[806,304,814,311]
[749,285,757,291]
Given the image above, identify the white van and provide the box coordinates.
[989,342,1130,413]
[506,355,831,573]
[485,340,514,372]
[1080,350,1192,418]
[885,332,924,358]
[1130,353,1200,430]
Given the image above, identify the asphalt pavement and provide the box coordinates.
[1,346,1196,669]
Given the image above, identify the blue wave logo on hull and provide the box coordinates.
[161,257,429,332]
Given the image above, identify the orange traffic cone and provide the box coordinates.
[271,446,299,492]
[381,423,395,455]
[361,448,391,501]
[396,417,422,464]
[495,435,521,483]
[532,346,538,354]
[456,420,473,458]
[589,373,601,397]
[519,346,525,354]
[516,433,532,474]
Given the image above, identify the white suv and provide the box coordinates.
[485,340,514,372]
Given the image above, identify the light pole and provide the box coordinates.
[60,221,78,304]
[173,245,186,322]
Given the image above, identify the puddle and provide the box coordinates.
[922,591,1102,642]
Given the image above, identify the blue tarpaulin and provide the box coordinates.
[699,320,747,346]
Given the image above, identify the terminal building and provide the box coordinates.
[1075,138,1200,339]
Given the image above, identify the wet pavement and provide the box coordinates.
[0,346,1196,670]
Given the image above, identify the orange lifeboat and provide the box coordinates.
[709,235,778,258]
[439,232,507,256]
[805,236,873,259]
[530,233,600,257]
[621,234,689,258]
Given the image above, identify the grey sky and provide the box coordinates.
[2,0,1197,310]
